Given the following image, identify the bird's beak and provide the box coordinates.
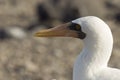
[34,23,79,38]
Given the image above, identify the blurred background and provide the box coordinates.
[0,0,120,80]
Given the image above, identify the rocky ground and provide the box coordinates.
[0,0,120,80]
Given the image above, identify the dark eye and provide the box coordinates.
[69,23,81,31]
[75,25,81,30]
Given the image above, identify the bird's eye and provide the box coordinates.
[68,23,81,31]
[75,25,81,30]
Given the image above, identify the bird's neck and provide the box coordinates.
[73,34,113,80]
[83,36,113,67]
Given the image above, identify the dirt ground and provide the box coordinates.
[0,0,120,80]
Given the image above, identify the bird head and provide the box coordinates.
[34,20,86,39]
[34,16,112,41]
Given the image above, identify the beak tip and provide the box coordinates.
[34,32,39,37]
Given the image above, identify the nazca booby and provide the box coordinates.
[35,16,120,80]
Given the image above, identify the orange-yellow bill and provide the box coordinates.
[34,23,79,38]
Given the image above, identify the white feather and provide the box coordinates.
[72,16,120,80]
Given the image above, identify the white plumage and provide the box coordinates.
[72,16,120,80]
